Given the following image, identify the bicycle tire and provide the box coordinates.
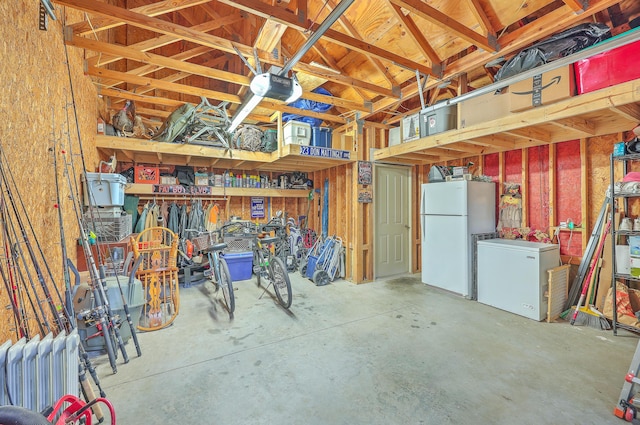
[253,250,262,287]
[271,256,292,309]
[219,257,235,314]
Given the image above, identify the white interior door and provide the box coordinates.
[374,164,411,278]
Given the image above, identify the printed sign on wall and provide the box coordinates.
[358,161,372,185]
[251,197,265,218]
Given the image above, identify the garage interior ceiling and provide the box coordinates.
[56,0,640,158]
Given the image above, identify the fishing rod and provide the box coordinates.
[57,145,120,374]
[0,177,54,336]
[50,119,75,328]
[60,19,130,370]
[0,201,29,340]
[0,148,71,334]
[101,255,143,357]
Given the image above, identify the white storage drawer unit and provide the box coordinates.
[477,239,560,321]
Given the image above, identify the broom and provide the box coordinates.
[568,220,612,328]
[570,305,612,330]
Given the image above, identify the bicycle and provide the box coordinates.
[253,232,292,309]
[196,232,235,314]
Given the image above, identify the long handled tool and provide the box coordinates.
[570,219,612,325]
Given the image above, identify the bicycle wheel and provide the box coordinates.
[270,256,292,309]
[253,250,262,287]
[219,257,235,314]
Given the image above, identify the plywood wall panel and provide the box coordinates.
[0,2,100,341]
[556,140,582,256]
[587,134,618,232]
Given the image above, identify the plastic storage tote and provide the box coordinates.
[223,251,253,281]
[311,127,332,148]
[283,121,311,145]
[82,172,127,207]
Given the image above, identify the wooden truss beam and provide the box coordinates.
[216,0,434,77]
[388,0,499,52]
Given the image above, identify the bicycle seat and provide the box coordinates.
[202,242,227,253]
[259,236,279,245]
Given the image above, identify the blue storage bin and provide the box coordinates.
[311,127,332,148]
[222,251,253,281]
[305,255,319,278]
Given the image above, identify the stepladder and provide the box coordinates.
[615,338,640,422]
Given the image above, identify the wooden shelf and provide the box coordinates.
[125,183,311,198]
[373,79,640,164]
[95,136,355,172]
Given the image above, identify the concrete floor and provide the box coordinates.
[92,273,639,425]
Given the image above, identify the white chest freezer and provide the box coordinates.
[476,239,560,321]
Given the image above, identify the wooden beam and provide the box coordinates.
[86,66,242,104]
[259,100,347,124]
[550,117,596,136]
[217,0,435,77]
[465,135,517,149]
[609,104,640,122]
[388,0,499,52]
[62,0,396,101]
[387,2,441,64]
[498,151,504,197]
[326,0,400,87]
[370,0,623,117]
[580,138,588,252]
[69,35,251,87]
[67,0,212,36]
[562,0,588,13]
[503,127,553,144]
[521,148,529,227]
[373,79,640,162]
[548,144,556,231]
[254,18,288,54]
[465,0,495,36]
[99,88,184,108]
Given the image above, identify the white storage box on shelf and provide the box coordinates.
[82,172,126,207]
[388,126,401,146]
[402,113,420,142]
[283,120,312,145]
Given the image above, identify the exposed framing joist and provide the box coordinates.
[388,0,499,52]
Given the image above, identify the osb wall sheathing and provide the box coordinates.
[0,2,99,341]
[556,140,582,257]
[588,133,622,232]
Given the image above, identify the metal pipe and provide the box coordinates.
[280,0,355,75]
[420,26,640,114]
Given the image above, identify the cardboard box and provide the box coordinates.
[509,65,575,112]
[195,172,209,186]
[402,113,420,142]
[160,176,177,185]
[458,90,511,128]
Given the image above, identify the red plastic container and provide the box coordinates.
[574,40,640,94]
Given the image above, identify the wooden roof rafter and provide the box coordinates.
[369,0,626,118]
[388,0,500,52]
[386,2,442,67]
[216,0,435,77]
[465,0,495,36]
[326,0,399,87]
[58,0,399,105]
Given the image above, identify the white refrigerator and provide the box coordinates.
[421,180,496,297]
